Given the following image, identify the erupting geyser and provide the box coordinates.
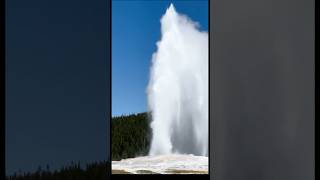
[147,4,208,156]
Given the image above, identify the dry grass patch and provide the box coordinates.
[165,169,208,174]
[112,169,132,174]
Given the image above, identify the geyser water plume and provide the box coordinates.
[147,4,208,156]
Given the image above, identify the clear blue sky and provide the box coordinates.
[112,0,208,116]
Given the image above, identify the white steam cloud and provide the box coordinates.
[147,4,208,156]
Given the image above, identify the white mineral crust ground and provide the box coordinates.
[112,154,208,174]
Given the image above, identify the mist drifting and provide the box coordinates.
[147,4,208,156]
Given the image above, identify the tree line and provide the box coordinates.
[6,161,109,180]
[111,112,151,161]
